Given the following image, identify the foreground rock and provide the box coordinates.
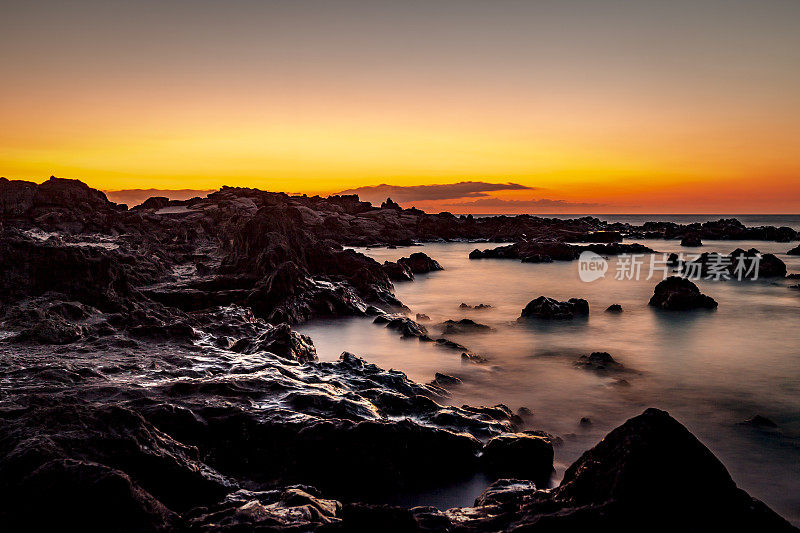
[0,178,796,531]
[649,276,718,310]
[520,296,590,319]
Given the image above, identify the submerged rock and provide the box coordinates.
[605,304,623,313]
[520,296,590,319]
[575,352,625,371]
[649,276,718,310]
[439,318,492,334]
[739,415,779,429]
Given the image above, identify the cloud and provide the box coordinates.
[441,197,604,212]
[104,188,215,206]
[335,181,534,204]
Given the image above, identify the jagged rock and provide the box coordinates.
[605,304,623,313]
[415,313,430,321]
[520,296,589,319]
[649,276,718,310]
[459,302,492,310]
[382,260,414,281]
[380,197,402,210]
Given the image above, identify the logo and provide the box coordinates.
[578,251,608,282]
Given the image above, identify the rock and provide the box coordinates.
[460,302,492,310]
[374,314,430,339]
[415,313,430,321]
[579,416,592,426]
[649,276,718,310]
[575,352,625,371]
[439,318,492,334]
[381,260,414,281]
[681,233,703,246]
[787,245,800,256]
[547,408,796,531]
[429,373,462,386]
[605,304,623,313]
[739,415,779,429]
[730,248,787,278]
[520,296,590,319]
[473,478,539,507]
[133,196,170,211]
[397,252,443,274]
[481,433,554,482]
[517,407,533,417]
[380,197,402,211]
[7,459,178,532]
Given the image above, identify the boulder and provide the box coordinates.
[681,233,703,247]
[481,433,554,482]
[397,252,443,274]
[648,276,717,310]
[520,296,589,319]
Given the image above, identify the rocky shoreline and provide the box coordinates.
[0,177,797,531]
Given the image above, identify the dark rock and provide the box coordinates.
[380,197,402,210]
[8,459,178,532]
[415,313,430,321]
[473,478,539,507]
[374,314,429,339]
[681,233,703,247]
[605,304,623,313]
[520,296,590,319]
[460,302,492,310]
[381,260,414,281]
[517,407,533,417]
[547,408,796,532]
[430,372,462,386]
[481,433,554,482]
[787,245,800,256]
[739,415,779,429]
[397,252,443,274]
[575,352,625,371]
[579,416,592,426]
[440,318,491,334]
[649,276,718,310]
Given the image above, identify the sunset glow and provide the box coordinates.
[2,0,799,212]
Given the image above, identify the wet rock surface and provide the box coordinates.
[0,178,795,531]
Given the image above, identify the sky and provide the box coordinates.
[1,0,799,213]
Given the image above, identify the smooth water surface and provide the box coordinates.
[299,237,800,523]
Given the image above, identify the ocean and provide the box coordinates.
[297,217,800,524]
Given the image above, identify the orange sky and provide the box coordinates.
[1,1,799,213]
